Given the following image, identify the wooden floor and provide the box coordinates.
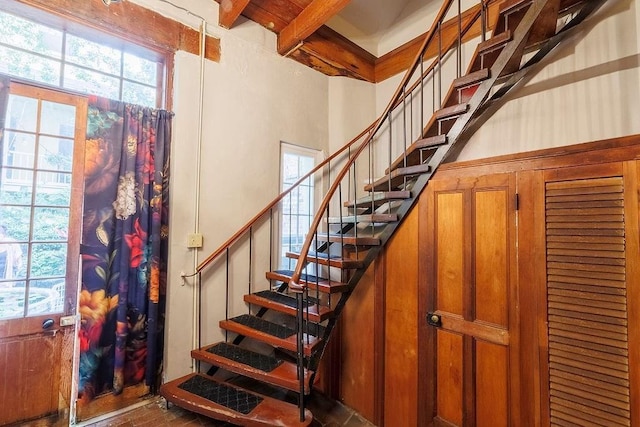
[75,393,374,427]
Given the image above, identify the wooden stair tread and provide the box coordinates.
[160,373,313,426]
[315,233,381,246]
[452,68,490,89]
[387,135,448,174]
[266,270,350,294]
[192,342,314,394]
[245,290,333,323]
[478,30,512,54]
[434,102,469,121]
[220,314,322,356]
[344,190,411,208]
[286,252,364,269]
[500,0,533,15]
[365,163,432,192]
[326,213,398,224]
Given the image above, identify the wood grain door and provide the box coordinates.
[0,82,86,425]
[425,172,519,426]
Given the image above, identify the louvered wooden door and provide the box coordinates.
[541,163,640,426]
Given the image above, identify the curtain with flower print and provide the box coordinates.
[78,96,170,402]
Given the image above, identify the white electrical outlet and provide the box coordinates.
[187,233,203,248]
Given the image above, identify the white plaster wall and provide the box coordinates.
[457,0,640,160]
[132,0,331,381]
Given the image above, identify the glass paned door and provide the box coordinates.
[0,92,77,319]
[0,81,86,426]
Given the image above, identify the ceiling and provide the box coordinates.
[214,0,432,83]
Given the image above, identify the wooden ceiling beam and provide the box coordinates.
[218,0,252,29]
[290,25,376,82]
[277,0,351,55]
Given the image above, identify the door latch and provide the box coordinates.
[427,312,442,327]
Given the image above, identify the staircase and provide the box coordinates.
[160,0,607,424]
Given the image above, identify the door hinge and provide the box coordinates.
[515,193,519,211]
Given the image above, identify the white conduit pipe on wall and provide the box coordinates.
[192,19,206,371]
[158,0,208,372]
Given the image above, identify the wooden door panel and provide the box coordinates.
[435,191,464,316]
[476,340,508,427]
[475,190,509,327]
[436,330,464,426]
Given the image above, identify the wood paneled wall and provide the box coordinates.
[338,134,640,426]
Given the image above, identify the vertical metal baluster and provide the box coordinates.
[481,0,487,42]
[352,161,358,260]
[197,271,202,373]
[410,91,414,148]
[421,53,425,135]
[269,209,273,277]
[457,0,462,78]
[225,248,229,342]
[297,290,305,422]
[403,87,408,168]
[438,21,442,108]
[248,226,253,315]
[387,112,392,192]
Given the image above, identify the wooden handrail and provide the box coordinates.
[289,0,457,290]
[195,0,491,275]
[195,121,375,272]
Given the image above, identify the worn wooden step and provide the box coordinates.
[365,163,432,192]
[220,314,322,357]
[267,270,350,294]
[315,233,381,247]
[286,251,364,269]
[478,30,513,54]
[192,342,314,394]
[435,102,469,121]
[160,373,313,426]
[386,135,448,174]
[245,290,333,323]
[344,191,411,209]
[326,213,398,225]
[500,0,533,15]
[452,68,491,89]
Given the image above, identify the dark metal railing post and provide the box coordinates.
[457,0,462,78]
[248,226,253,314]
[296,291,305,422]
[438,21,443,107]
[225,248,229,342]
[481,0,487,42]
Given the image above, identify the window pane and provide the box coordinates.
[38,136,74,171]
[30,242,67,278]
[3,131,36,168]
[35,171,72,206]
[0,45,61,86]
[41,101,76,138]
[124,52,157,85]
[1,168,33,205]
[0,12,63,58]
[63,64,120,99]
[0,206,31,241]
[0,281,26,320]
[65,34,121,76]
[6,95,38,132]
[123,80,156,107]
[33,207,69,241]
[0,241,25,280]
[27,278,65,316]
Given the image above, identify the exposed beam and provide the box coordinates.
[290,26,376,82]
[277,0,351,55]
[218,0,251,29]
[11,0,220,62]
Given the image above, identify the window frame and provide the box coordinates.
[278,142,324,271]
[0,1,173,109]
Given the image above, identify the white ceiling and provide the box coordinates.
[327,0,413,55]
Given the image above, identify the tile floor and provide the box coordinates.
[78,392,374,427]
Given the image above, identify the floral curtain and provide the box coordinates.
[78,96,171,402]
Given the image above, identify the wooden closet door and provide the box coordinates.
[425,172,519,426]
[537,162,640,426]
